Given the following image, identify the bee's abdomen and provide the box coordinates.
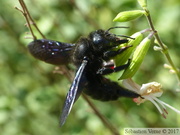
[84,74,139,101]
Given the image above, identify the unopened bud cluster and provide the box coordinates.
[113,7,154,79]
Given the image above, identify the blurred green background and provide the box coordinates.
[0,0,179,135]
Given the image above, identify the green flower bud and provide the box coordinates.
[119,36,152,79]
[113,10,145,22]
[137,0,147,9]
[115,32,144,66]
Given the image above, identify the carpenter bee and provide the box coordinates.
[28,26,140,126]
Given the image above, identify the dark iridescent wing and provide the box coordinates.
[28,39,75,65]
[60,59,88,126]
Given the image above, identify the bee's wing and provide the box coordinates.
[60,59,88,126]
[28,39,75,65]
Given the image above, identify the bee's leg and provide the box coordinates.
[97,59,131,75]
[103,45,132,60]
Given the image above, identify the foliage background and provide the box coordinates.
[0,0,179,135]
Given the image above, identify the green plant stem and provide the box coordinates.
[145,10,180,82]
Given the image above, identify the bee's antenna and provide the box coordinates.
[106,26,129,32]
[116,35,135,39]
[106,26,134,39]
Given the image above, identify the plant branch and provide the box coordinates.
[145,9,180,82]
[16,0,46,39]
[17,0,120,134]
[60,66,120,135]
[82,94,120,135]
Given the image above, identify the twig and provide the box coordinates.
[16,0,120,134]
[16,0,46,39]
[59,66,120,135]
[82,94,120,135]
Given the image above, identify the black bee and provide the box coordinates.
[28,26,140,126]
